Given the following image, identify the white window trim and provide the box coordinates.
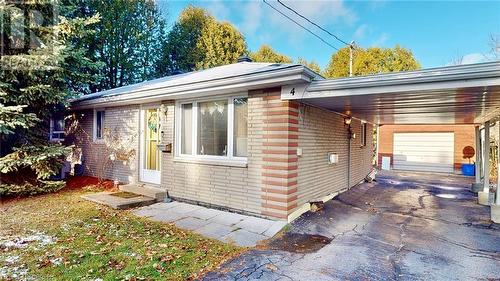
[93,108,105,143]
[49,117,65,142]
[175,93,248,166]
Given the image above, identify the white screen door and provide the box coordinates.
[140,107,161,184]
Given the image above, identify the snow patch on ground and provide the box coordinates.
[0,233,56,250]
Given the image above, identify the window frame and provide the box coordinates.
[49,116,65,142]
[93,108,105,142]
[175,93,248,164]
[360,122,367,147]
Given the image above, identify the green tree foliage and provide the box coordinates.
[296,57,322,74]
[196,21,247,70]
[0,1,98,191]
[159,6,247,74]
[68,0,167,91]
[158,5,211,74]
[250,45,292,64]
[323,45,421,78]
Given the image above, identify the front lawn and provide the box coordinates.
[0,188,241,280]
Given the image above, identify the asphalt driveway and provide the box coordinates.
[202,171,500,281]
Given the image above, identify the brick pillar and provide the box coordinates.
[260,93,299,220]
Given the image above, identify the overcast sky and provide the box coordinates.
[160,0,500,69]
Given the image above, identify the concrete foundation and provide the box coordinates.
[491,205,500,223]
[478,191,490,205]
[471,183,483,193]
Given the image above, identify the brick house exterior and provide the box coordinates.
[71,62,374,221]
[378,124,476,173]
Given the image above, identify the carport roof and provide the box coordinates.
[282,61,500,125]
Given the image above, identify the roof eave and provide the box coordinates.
[304,61,500,94]
[71,66,313,110]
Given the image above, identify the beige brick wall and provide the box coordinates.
[159,91,268,217]
[297,104,374,206]
[75,90,374,220]
[75,105,140,184]
[378,124,476,170]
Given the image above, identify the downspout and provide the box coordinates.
[483,121,490,193]
[348,134,351,189]
[497,121,500,205]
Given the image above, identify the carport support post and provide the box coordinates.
[472,126,483,192]
[492,122,500,223]
[475,126,481,183]
[478,121,490,205]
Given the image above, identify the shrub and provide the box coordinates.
[0,181,65,197]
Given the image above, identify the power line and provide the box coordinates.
[276,0,350,46]
[262,0,338,51]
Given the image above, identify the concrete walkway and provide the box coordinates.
[132,202,286,247]
[202,171,500,281]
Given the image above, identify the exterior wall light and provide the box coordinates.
[344,117,352,126]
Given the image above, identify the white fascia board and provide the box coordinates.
[71,67,312,109]
[72,72,311,109]
[287,77,500,100]
[294,61,500,99]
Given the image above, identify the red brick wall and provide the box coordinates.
[258,91,299,219]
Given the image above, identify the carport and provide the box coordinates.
[281,61,500,222]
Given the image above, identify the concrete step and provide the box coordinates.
[119,183,166,201]
[81,192,156,210]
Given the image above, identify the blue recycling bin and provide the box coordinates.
[461,164,475,176]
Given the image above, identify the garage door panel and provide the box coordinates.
[394,163,453,173]
[393,147,454,153]
[393,132,454,173]
[393,154,454,163]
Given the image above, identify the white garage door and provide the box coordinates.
[393,132,454,173]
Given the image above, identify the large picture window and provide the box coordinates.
[197,100,228,156]
[177,95,248,161]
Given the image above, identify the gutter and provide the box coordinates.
[306,61,500,92]
[71,65,318,109]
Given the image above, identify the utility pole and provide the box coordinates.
[349,41,355,77]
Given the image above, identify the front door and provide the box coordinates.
[140,106,161,184]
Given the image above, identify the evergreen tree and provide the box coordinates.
[0,1,99,193]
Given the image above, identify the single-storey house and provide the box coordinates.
[377,124,476,174]
[69,59,374,221]
[69,59,500,222]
